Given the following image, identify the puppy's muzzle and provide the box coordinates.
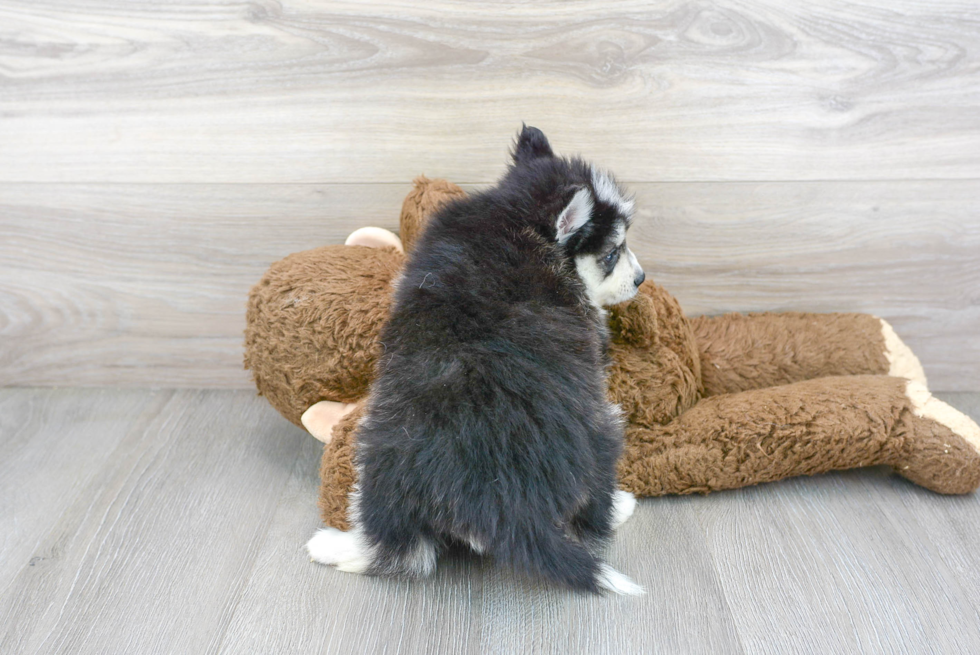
[627,248,645,288]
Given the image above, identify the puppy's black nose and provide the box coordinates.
[634,271,646,287]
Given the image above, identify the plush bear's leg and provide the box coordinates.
[689,313,926,397]
[318,403,365,531]
[317,382,979,532]
[618,375,980,496]
[899,382,980,493]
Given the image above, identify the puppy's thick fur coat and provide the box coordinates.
[308,127,645,594]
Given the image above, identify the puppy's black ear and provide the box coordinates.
[555,186,593,244]
[513,124,554,164]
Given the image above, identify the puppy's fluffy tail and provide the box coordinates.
[505,527,644,596]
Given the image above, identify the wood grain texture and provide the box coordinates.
[632,180,980,391]
[2,181,977,389]
[3,0,979,650]
[695,463,980,654]
[0,182,414,387]
[2,388,980,654]
[0,389,306,654]
[475,497,743,655]
[1,1,979,183]
[0,388,169,587]
[217,435,484,655]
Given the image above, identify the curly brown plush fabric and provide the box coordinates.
[691,312,891,397]
[606,284,702,427]
[399,176,467,253]
[618,375,980,496]
[318,404,364,531]
[245,246,403,427]
[243,177,980,530]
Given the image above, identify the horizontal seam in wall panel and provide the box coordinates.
[1,179,979,187]
[9,386,980,393]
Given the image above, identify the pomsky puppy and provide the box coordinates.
[307,126,646,595]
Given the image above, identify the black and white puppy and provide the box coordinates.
[307,127,646,595]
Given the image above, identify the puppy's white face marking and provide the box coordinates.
[591,168,635,218]
[575,224,644,308]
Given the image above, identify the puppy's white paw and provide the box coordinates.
[597,564,645,596]
[610,490,637,530]
[307,528,371,574]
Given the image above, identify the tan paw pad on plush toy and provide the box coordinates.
[345,226,404,252]
[906,381,980,453]
[302,401,359,443]
[244,176,980,531]
[881,319,928,386]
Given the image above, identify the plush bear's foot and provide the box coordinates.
[610,490,637,530]
[895,381,980,494]
[307,528,372,573]
[880,318,927,386]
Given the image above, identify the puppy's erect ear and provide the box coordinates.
[555,187,593,244]
[513,125,554,164]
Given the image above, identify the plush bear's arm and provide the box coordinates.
[689,312,926,397]
[617,375,980,497]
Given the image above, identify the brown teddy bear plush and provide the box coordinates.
[245,177,980,531]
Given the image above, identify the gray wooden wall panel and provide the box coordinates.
[0,183,413,387]
[1,0,978,390]
[636,180,980,391]
[2,181,977,389]
[1,1,979,183]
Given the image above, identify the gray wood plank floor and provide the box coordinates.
[2,388,979,654]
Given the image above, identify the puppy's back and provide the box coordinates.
[309,126,643,594]
[355,192,619,587]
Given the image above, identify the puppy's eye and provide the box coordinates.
[603,250,619,265]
